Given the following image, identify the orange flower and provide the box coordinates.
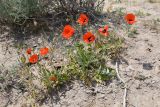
[77,13,89,25]
[29,54,38,64]
[125,13,136,25]
[49,75,57,81]
[40,47,49,56]
[98,25,109,36]
[26,48,32,54]
[83,32,95,43]
[62,25,75,39]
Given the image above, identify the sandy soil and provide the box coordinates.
[0,0,160,107]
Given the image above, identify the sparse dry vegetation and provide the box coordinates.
[1,0,160,107]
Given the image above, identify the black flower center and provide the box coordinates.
[129,19,133,21]
[102,29,107,33]
[88,36,93,42]
[83,19,86,23]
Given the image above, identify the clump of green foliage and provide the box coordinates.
[67,42,116,84]
[0,0,43,24]
[0,0,105,24]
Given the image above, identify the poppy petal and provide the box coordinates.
[40,47,49,56]
[62,25,75,39]
[77,13,89,25]
[49,76,57,81]
[125,13,136,25]
[29,54,38,64]
[83,32,95,43]
[98,25,109,37]
[26,48,32,54]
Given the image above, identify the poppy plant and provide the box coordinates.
[62,25,75,39]
[77,13,89,25]
[49,75,57,81]
[26,48,32,54]
[40,47,49,56]
[29,54,38,64]
[125,13,136,25]
[83,32,95,43]
[98,25,109,36]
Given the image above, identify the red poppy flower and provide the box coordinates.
[125,13,136,25]
[83,32,95,43]
[98,25,109,36]
[40,47,49,56]
[77,13,89,25]
[29,54,38,64]
[49,75,57,81]
[26,48,32,54]
[62,25,75,39]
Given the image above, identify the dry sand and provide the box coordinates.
[0,0,160,107]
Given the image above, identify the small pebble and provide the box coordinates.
[143,63,153,70]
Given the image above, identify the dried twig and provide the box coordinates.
[95,0,105,8]
[116,61,127,107]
